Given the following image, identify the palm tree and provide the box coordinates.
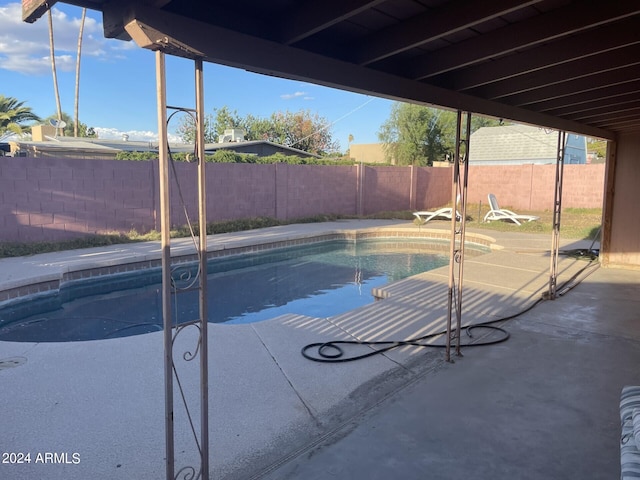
[0,95,42,140]
[74,8,87,138]
[47,9,63,136]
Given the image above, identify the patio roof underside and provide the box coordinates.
[58,0,640,142]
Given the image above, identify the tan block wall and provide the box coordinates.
[0,158,606,244]
[349,143,388,164]
[466,163,605,211]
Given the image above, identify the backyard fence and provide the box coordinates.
[0,157,605,242]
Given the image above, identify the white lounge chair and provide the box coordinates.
[483,193,539,226]
[413,195,461,224]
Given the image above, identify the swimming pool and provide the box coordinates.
[0,239,462,342]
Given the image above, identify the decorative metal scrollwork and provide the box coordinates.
[171,318,204,479]
[446,111,472,362]
[175,465,200,480]
[170,264,201,292]
[173,321,202,362]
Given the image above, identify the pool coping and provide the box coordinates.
[0,222,496,308]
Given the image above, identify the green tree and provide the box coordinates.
[212,106,245,137]
[378,103,447,165]
[378,103,503,165]
[244,113,279,142]
[175,105,246,144]
[0,95,41,139]
[274,110,338,155]
[239,110,338,155]
[175,106,339,155]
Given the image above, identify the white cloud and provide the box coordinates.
[280,91,308,100]
[94,126,183,144]
[0,2,129,75]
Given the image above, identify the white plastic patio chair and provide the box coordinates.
[483,193,539,226]
[413,195,461,224]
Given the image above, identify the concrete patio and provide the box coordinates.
[0,220,638,479]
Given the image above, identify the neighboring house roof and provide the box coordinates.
[43,136,165,152]
[204,140,320,158]
[7,137,318,159]
[13,139,119,151]
[9,139,123,158]
[8,137,168,158]
[469,125,587,165]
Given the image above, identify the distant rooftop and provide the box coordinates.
[469,125,587,165]
[5,126,319,160]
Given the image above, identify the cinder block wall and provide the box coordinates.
[168,163,358,224]
[208,163,278,221]
[0,157,156,242]
[361,166,413,215]
[561,164,606,210]
[0,157,605,242]
[466,163,605,211]
[275,164,358,220]
[415,167,452,210]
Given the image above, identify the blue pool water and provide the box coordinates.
[0,239,459,342]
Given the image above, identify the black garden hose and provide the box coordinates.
[302,253,599,363]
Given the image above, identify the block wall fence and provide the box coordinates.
[0,157,605,242]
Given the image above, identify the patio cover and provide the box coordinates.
[25,0,640,141]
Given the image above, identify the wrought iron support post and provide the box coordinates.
[445,111,471,362]
[549,131,566,299]
[156,50,175,480]
[195,58,209,480]
[157,51,210,480]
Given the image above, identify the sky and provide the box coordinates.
[0,1,393,149]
